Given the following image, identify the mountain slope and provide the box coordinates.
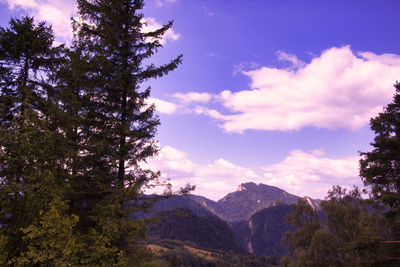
[144,195,215,218]
[146,207,241,252]
[216,182,299,222]
[249,204,294,257]
[231,204,294,257]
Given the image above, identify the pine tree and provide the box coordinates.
[360,82,400,213]
[0,16,78,264]
[359,82,400,262]
[1,1,186,264]
[67,0,183,263]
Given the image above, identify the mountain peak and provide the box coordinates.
[236,182,285,194]
[217,182,299,221]
[237,182,257,191]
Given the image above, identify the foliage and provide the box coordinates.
[360,82,400,231]
[0,16,70,264]
[13,197,80,266]
[63,0,183,262]
[358,81,400,264]
[0,0,183,264]
[282,186,393,266]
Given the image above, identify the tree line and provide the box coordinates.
[0,0,187,265]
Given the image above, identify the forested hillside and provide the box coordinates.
[147,207,240,252]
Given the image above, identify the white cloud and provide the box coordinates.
[276,50,306,69]
[148,97,178,114]
[1,0,76,42]
[142,17,180,45]
[144,145,361,200]
[172,92,212,104]
[193,106,227,120]
[144,145,261,200]
[189,46,400,133]
[2,1,180,45]
[262,149,360,198]
[233,61,260,75]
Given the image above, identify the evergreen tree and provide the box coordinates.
[359,82,400,262]
[0,1,186,264]
[66,0,183,263]
[360,82,400,215]
[0,16,78,264]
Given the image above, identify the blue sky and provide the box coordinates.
[2,0,400,200]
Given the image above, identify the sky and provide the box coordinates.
[2,0,400,201]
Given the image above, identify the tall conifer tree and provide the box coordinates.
[68,0,182,263]
[0,17,78,265]
[359,82,400,260]
[360,82,400,213]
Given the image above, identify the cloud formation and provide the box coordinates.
[148,97,178,114]
[187,46,400,133]
[1,0,76,42]
[144,145,261,200]
[144,145,360,200]
[276,51,306,69]
[262,149,360,198]
[2,1,180,45]
[172,92,212,104]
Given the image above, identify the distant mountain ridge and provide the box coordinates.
[145,182,321,257]
[214,182,299,222]
[188,182,320,222]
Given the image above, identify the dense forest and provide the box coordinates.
[1,0,400,266]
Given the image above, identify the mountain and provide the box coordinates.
[247,204,294,257]
[145,195,215,218]
[144,182,320,222]
[146,207,241,252]
[144,182,320,258]
[189,194,220,215]
[215,182,299,222]
[230,204,294,257]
